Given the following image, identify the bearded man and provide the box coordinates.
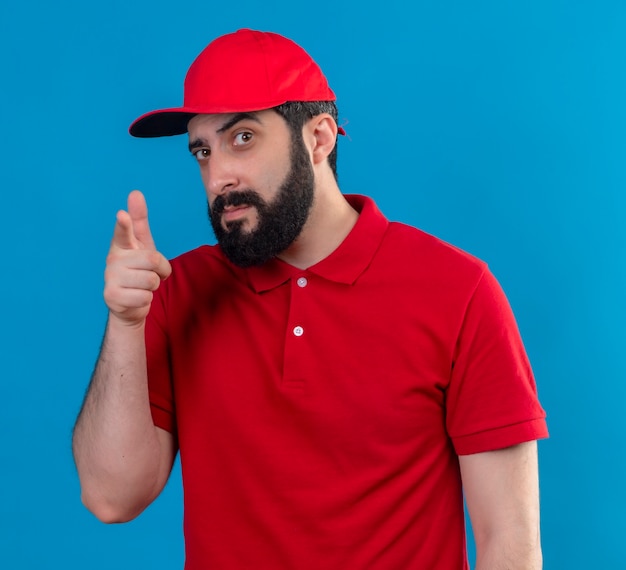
[73,28,548,570]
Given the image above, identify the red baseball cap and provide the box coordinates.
[129,28,343,138]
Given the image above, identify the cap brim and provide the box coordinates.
[129,108,199,138]
[130,105,347,138]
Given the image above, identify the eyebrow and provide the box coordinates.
[188,138,207,154]
[217,112,262,133]
[188,112,262,154]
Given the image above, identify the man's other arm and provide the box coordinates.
[459,441,543,570]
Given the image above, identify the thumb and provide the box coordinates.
[111,209,139,250]
[127,190,157,250]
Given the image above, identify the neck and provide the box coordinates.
[278,184,358,269]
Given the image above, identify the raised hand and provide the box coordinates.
[103,190,172,326]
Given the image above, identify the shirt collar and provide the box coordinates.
[242,195,389,293]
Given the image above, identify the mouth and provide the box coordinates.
[222,204,253,224]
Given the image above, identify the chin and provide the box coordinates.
[226,217,258,233]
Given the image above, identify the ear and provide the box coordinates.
[304,114,338,166]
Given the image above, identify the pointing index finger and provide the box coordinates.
[127,190,156,250]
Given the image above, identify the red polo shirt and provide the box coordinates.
[146,195,548,569]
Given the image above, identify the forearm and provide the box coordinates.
[72,315,169,522]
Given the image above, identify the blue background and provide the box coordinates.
[1,0,623,567]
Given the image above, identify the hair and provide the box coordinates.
[272,101,339,181]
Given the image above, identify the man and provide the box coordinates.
[73,28,548,569]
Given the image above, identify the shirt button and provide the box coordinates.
[293,326,304,337]
[297,277,308,288]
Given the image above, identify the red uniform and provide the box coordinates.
[146,195,548,569]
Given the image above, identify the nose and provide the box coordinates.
[204,152,239,198]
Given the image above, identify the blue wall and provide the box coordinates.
[1,1,623,567]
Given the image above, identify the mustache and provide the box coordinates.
[211,190,264,215]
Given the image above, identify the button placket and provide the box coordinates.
[283,274,311,390]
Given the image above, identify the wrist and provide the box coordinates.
[107,312,147,333]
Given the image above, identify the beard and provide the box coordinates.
[208,132,315,268]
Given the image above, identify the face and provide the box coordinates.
[188,111,315,267]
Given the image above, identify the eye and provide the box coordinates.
[233,131,253,146]
[193,148,210,161]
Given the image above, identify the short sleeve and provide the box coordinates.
[145,287,177,436]
[446,268,548,455]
